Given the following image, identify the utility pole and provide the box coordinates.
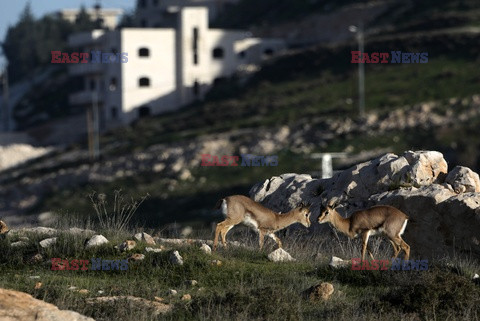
[349,23,365,117]
[358,22,365,117]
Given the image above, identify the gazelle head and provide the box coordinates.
[318,199,338,224]
[292,202,311,227]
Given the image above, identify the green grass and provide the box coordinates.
[1,228,479,320]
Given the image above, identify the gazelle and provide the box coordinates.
[318,202,410,260]
[213,195,311,251]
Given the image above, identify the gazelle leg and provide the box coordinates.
[258,230,265,249]
[268,233,283,249]
[392,236,410,260]
[361,231,370,261]
[213,221,224,251]
[389,240,401,259]
[221,225,233,248]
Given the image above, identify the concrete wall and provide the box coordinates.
[121,29,178,123]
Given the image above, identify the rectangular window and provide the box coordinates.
[192,27,199,65]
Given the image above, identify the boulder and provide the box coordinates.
[169,250,184,265]
[445,166,480,193]
[199,244,212,254]
[118,240,136,252]
[0,288,95,321]
[250,150,480,259]
[39,237,57,248]
[133,232,156,245]
[85,235,109,249]
[303,282,334,301]
[267,248,295,262]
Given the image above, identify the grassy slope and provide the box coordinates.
[0,229,478,320]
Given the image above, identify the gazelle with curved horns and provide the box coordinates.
[213,195,311,251]
[318,200,410,260]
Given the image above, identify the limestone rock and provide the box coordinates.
[119,240,136,252]
[445,166,480,193]
[10,241,28,248]
[169,250,184,265]
[267,248,295,262]
[145,247,162,253]
[329,256,350,268]
[85,235,109,249]
[250,150,480,259]
[199,243,212,254]
[39,237,57,248]
[0,287,95,321]
[134,232,156,245]
[86,296,171,316]
[128,253,145,261]
[303,282,334,301]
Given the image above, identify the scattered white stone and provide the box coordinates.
[185,280,198,286]
[10,241,27,248]
[134,232,156,245]
[128,253,145,261]
[473,273,479,280]
[267,248,295,262]
[145,247,162,253]
[21,227,58,235]
[329,256,350,268]
[119,240,136,252]
[68,227,95,235]
[85,235,109,248]
[39,237,57,248]
[68,286,78,291]
[169,250,184,265]
[199,244,212,255]
[29,276,40,279]
[98,290,104,294]
[168,289,177,296]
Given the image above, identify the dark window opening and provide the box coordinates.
[213,77,226,85]
[138,106,151,118]
[89,79,96,90]
[139,77,150,87]
[111,47,118,54]
[140,19,147,27]
[238,50,246,59]
[139,47,150,57]
[212,47,224,59]
[263,48,274,56]
[193,27,199,65]
[111,106,118,119]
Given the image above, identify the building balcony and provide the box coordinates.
[69,63,104,75]
[69,91,104,106]
[69,30,105,47]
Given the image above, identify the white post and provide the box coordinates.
[321,154,333,179]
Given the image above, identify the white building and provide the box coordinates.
[68,7,285,128]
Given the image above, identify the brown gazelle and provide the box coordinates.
[318,202,410,260]
[213,195,311,251]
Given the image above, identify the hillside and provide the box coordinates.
[2,1,480,230]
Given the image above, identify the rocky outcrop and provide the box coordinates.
[445,166,480,193]
[250,150,480,258]
[85,296,171,316]
[0,288,94,321]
